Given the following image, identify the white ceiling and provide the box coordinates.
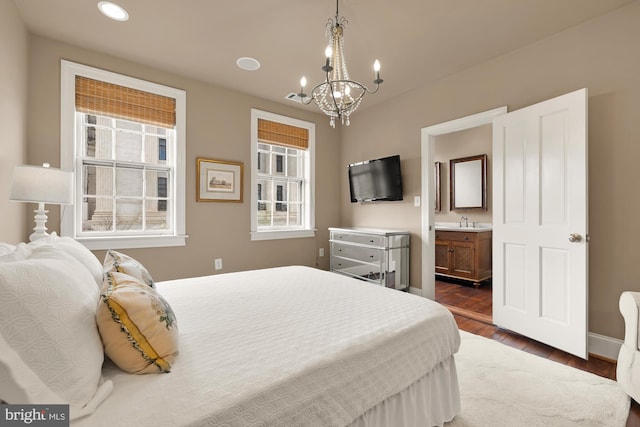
[13,0,634,112]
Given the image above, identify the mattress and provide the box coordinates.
[73,265,460,426]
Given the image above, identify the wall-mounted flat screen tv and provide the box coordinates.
[348,154,403,202]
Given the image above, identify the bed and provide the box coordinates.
[0,237,461,427]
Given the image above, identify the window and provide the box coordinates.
[60,61,186,249]
[250,109,315,240]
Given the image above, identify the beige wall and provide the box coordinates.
[341,1,640,339]
[6,2,639,341]
[434,124,492,224]
[24,35,341,280]
[0,0,28,244]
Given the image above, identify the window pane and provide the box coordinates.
[115,130,142,162]
[83,164,113,197]
[257,152,268,173]
[86,127,113,159]
[288,204,300,226]
[83,198,113,232]
[257,202,272,227]
[273,154,284,175]
[273,146,286,154]
[96,116,112,126]
[288,182,300,202]
[145,170,169,197]
[146,199,169,230]
[116,119,142,132]
[273,206,287,226]
[116,167,143,197]
[147,210,169,230]
[145,125,167,136]
[287,155,298,177]
[116,199,143,231]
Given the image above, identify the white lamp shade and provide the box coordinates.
[10,164,73,205]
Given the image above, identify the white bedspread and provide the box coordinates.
[73,266,460,427]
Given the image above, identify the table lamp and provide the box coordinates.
[10,163,74,242]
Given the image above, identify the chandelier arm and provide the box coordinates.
[297,94,314,105]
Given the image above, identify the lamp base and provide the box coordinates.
[29,202,50,242]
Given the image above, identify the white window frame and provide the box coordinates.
[60,60,187,250]
[250,109,316,241]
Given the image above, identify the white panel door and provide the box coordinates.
[493,88,588,358]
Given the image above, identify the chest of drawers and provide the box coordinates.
[329,227,410,290]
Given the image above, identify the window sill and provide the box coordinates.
[250,229,316,241]
[74,234,188,250]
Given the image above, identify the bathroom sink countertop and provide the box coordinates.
[435,222,492,232]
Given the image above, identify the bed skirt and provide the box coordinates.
[348,355,460,427]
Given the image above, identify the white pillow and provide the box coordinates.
[0,243,16,256]
[0,243,30,263]
[0,248,112,419]
[29,233,103,288]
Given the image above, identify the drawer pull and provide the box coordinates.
[464,236,469,241]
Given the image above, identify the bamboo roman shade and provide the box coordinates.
[75,76,176,128]
[257,119,309,150]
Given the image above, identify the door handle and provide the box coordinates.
[568,233,583,243]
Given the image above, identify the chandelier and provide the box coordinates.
[297,0,383,127]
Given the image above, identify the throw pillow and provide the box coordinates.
[97,271,178,374]
[103,249,155,288]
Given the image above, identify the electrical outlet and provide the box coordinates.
[214,258,223,270]
[414,196,421,207]
[319,248,325,257]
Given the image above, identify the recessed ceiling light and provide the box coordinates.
[236,57,261,71]
[97,1,129,21]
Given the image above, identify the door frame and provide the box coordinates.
[420,106,507,299]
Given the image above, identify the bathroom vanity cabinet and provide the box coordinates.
[435,229,492,284]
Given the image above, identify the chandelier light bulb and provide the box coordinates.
[325,46,333,58]
[345,85,351,95]
[374,60,381,72]
[300,76,307,88]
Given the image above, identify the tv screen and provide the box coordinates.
[348,155,403,202]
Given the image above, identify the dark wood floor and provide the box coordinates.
[435,277,640,426]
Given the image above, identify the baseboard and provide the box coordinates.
[589,332,622,362]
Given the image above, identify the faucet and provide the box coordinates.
[460,216,468,227]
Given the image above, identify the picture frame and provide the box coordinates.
[196,158,243,202]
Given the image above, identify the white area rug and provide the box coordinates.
[446,331,630,427]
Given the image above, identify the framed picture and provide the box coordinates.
[196,158,243,202]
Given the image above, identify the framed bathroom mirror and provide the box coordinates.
[450,154,487,210]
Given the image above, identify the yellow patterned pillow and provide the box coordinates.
[103,250,155,288]
[97,271,179,374]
